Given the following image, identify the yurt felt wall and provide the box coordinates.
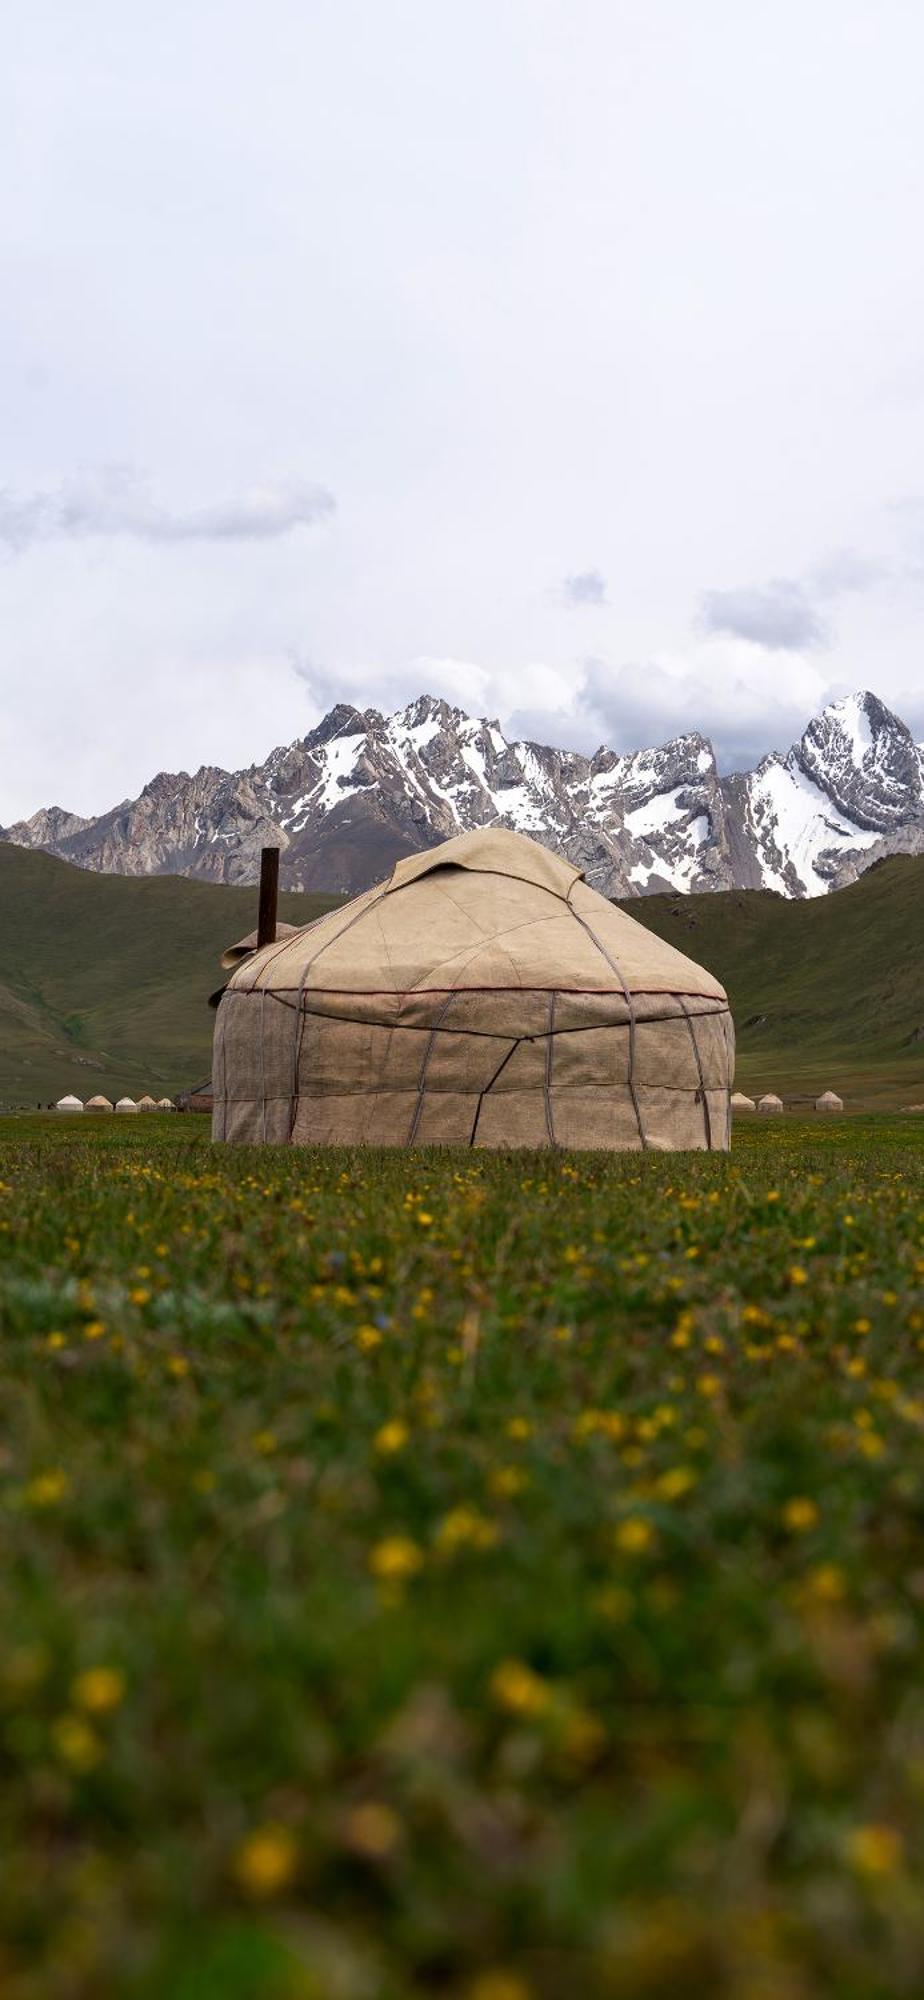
[212,827,734,1152]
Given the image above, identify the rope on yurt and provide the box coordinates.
[406,989,459,1144]
[678,994,713,1150]
[564,892,650,1150]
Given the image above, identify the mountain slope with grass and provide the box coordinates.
[617,854,924,1108]
[1,844,920,1109]
[0,844,339,1105]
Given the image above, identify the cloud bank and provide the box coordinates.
[563,568,608,607]
[0,467,335,554]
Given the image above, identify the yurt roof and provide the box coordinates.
[115,1097,138,1109]
[85,1094,113,1108]
[156,1097,175,1108]
[816,1090,843,1106]
[759,1092,783,1106]
[136,1094,157,1107]
[225,827,726,1005]
[220,921,298,970]
[730,1092,756,1109]
[56,1094,83,1108]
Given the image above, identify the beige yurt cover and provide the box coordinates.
[156,1097,176,1110]
[56,1094,84,1112]
[731,1092,756,1112]
[85,1095,113,1113]
[816,1090,843,1112]
[212,827,734,1152]
[115,1097,139,1114]
[136,1095,157,1111]
[758,1093,783,1115]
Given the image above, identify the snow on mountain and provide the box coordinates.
[4,689,923,900]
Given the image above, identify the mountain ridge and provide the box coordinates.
[5,688,923,901]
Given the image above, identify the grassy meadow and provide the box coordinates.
[1,1113,923,1998]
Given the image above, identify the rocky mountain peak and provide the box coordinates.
[4,690,922,901]
[796,691,924,832]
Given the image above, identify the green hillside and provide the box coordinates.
[0,845,921,1109]
[617,854,924,1110]
[0,846,339,1106]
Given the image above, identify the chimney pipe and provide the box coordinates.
[257,846,280,950]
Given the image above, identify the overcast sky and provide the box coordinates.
[3,0,924,820]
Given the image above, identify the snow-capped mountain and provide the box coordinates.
[4,690,923,900]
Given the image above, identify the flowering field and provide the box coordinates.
[1,1114,923,2000]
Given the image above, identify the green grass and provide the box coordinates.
[0,844,339,1106]
[1,1116,923,1997]
[2,843,922,1110]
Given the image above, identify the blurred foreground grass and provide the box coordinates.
[0,1114,923,1999]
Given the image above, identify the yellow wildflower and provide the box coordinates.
[71,1667,126,1714]
[506,1417,533,1441]
[369,1536,423,1582]
[374,1420,409,1456]
[356,1324,383,1352]
[469,1975,532,2000]
[52,1715,101,1773]
[845,1824,904,1877]
[782,1497,819,1533]
[435,1507,499,1553]
[615,1516,654,1554]
[490,1658,550,1718]
[83,1320,106,1341]
[655,1466,696,1502]
[24,1470,68,1508]
[232,1823,298,1898]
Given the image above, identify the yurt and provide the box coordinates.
[816,1090,843,1112]
[136,1095,157,1111]
[730,1092,756,1113]
[212,827,734,1151]
[156,1097,176,1111]
[115,1097,139,1114]
[757,1093,783,1116]
[56,1094,84,1113]
[85,1095,114,1113]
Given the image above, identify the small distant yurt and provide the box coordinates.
[115,1097,139,1114]
[212,827,734,1151]
[156,1097,176,1111]
[136,1095,157,1111]
[85,1095,114,1113]
[758,1092,783,1116]
[56,1094,84,1113]
[816,1090,843,1113]
[731,1092,756,1113]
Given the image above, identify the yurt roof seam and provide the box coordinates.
[288,885,393,1134]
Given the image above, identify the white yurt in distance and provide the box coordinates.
[156,1097,176,1111]
[136,1095,157,1111]
[213,825,735,1152]
[115,1097,139,1114]
[816,1090,844,1113]
[730,1092,756,1113]
[85,1095,114,1113]
[758,1093,783,1116]
[56,1094,84,1113]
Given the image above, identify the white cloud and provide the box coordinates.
[0,467,334,554]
